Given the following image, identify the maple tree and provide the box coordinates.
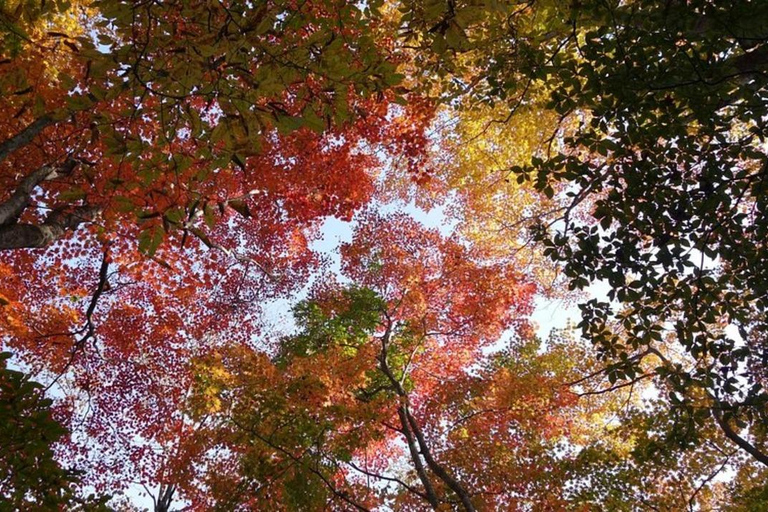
[184,213,587,510]
[2,0,767,510]
[0,0,435,506]
[0,0,410,251]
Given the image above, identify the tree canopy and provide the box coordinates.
[1,0,767,510]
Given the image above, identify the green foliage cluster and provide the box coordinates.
[283,286,385,359]
[0,352,76,509]
[0,353,110,511]
[504,0,768,463]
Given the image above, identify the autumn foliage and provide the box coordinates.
[1,0,767,510]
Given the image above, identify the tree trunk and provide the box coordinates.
[0,205,99,250]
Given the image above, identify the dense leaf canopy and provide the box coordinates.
[1,0,767,510]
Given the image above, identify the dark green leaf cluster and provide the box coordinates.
[0,352,75,509]
[0,353,111,511]
[512,0,768,463]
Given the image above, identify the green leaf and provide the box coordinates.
[138,225,165,256]
[275,115,304,134]
[203,203,216,228]
[59,187,86,201]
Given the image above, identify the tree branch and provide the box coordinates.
[377,323,473,511]
[155,483,176,512]
[0,158,77,225]
[403,408,476,512]
[0,204,100,250]
[397,406,441,510]
[712,408,768,467]
[345,460,430,503]
[0,115,54,164]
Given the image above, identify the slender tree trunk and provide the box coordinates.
[397,406,441,510]
[403,408,476,512]
[155,484,175,512]
[378,322,476,512]
[712,408,768,467]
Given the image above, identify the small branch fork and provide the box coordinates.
[43,246,112,393]
[376,315,477,512]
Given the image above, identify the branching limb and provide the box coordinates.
[377,322,475,511]
[187,226,274,280]
[0,204,100,250]
[43,248,111,393]
[0,158,78,225]
[155,483,176,512]
[0,115,54,164]
[712,408,768,467]
[345,460,431,503]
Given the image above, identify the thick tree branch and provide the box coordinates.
[0,158,77,225]
[0,204,100,250]
[155,483,175,512]
[397,406,441,510]
[404,409,476,512]
[712,408,768,467]
[377,322,474,511]
[376,322,441,509]
[0,115,54,164]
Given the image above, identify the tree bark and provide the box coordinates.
[378,322,476,512]
[397,406,442,510]
[0,159,77,226]
[712,408,768,468]
[155,484,175,512]
[0,205,99,250]
[404,408,477,512]
[0,115,55,164]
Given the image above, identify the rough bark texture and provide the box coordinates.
[0,158,87,250]
[0,159,78,226]
[0,115,54,164]
[0,205,99,250]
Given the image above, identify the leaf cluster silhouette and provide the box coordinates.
[1,0,767,510]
